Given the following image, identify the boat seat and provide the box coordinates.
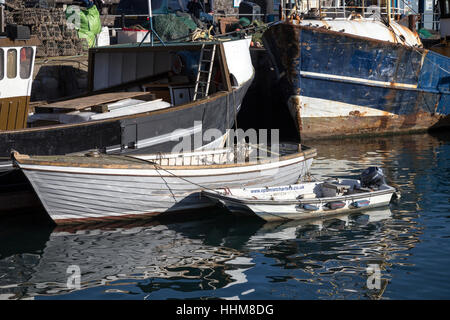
[322,182,351,197]
[297,193,316,199]
[352,187,373,193]
[89,99,170,120]
[34,92,155,112]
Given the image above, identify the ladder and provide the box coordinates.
[193,43,216,101]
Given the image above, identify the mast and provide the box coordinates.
[139,0,165,47]
[148,0,154,45]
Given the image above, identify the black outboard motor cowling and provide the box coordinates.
[360,167,386,189]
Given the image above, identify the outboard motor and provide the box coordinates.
[360,167,386,189]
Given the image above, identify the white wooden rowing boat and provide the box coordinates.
[12,144,316,225]
[202,172,396,222]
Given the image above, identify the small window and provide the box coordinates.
[20,47,33,79]
[7,49,17,79]
[441,0,450,18]
[0,49,4,80]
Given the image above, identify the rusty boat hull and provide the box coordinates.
[262,22,450,139]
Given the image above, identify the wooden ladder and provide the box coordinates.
[193,43,216,101]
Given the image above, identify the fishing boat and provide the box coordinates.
[12,143,317,225]
[202,167,396,222]
[0,30,254,171]
[262,1,450,139]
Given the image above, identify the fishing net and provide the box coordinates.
[153,13,199,41]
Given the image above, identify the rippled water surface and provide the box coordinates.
[0,132,449,300]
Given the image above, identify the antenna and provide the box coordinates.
[139,0,165,47]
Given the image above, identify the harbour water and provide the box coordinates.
[0,132,449,300]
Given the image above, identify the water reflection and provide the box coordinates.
[0,218,245,299]
[0,132,449,299]
[0,208,400,300]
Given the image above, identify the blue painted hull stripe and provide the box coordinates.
[299,77,443,115]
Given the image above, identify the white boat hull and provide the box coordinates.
[203,179,396,222]
[17,148,315,224]
[240,192,393,222]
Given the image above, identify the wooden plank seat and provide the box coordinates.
[34,92,155,112]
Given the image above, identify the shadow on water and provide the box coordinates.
[0,132,449,300]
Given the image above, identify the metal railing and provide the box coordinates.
[420,12,441,30]
[279,0,409,19]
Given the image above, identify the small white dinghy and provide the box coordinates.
[202,167,397,222]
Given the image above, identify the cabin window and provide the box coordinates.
[7,49,17,79]
[20,47,33,79]
[0,49,4,80]
[440,0,450,18]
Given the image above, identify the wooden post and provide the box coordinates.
[418,0,424,29]
[0,1,5,34]
[408,14,417,32]
[319,0,322,18]
[387,0,392,25]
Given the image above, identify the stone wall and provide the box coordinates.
[213,0,238,15]
[5,0,88,58]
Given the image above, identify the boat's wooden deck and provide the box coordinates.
[16,153,152,166]
[34,92,154,111]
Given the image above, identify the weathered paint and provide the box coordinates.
[262,22,450,139]
[299,112,445,139]
[297,19,421,47]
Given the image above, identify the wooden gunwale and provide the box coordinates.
[89,41,230,54]
[14,147,316,172]
[203,187,394,206]
[0,36,40,47]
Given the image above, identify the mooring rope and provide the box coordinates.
[154,165,178,202]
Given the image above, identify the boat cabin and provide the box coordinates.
[0,35,37,131]
[87,41,235,103]
[28,38,251,127]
